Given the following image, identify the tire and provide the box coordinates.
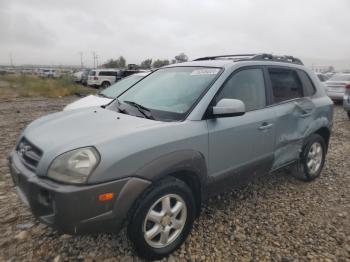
[101,81,110,88]
[298,133,326,181]
[127,178,196,260]
[347,111,350,120]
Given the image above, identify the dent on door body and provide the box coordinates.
[272,98,316,170]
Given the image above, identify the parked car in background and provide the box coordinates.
[325,73,350,101]
[39,69,61,78]
[9,54,333,260]
[117,69,146,81]
[81,69,91,86]
[87,69,120,88]
[343,83,350,119]
[316,73,328,82]
[64,72,150,111]
[73,71,83,83]
[87,69,144,88]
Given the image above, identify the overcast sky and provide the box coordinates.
[1,0,350,68]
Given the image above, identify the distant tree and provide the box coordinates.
[152,59,170,68]
[140,59,153,69]
[170,59,177,64]
[328,66,335,73]
[174,53,188,63]
[116,56,126,68]
[103,59,118,68]
[102,56,127,68]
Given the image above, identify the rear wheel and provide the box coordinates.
[347,111,350,119]
[101,81,110,88]
[298,134,326,181]
[127,178,195,260]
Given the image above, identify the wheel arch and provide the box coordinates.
[314,126,331,151]
[134,150,208,216]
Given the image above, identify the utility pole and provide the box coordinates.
[92,51,97,68]
[96,55,99,68]
[79,52,84,68]
[9,52,14,67]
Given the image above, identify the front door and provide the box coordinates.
[207,67,276,191]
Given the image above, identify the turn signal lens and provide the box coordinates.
[98,192,114,201]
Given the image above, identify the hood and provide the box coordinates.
[23,107,162,157]
[63,95,112,111]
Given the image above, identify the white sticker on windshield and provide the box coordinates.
[190,69,220,76]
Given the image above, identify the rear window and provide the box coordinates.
[328,74,350,81]
[268,68,303,103]
[89,71,96,76]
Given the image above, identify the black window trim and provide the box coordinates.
[264,65,305,107]
[203,65,270,119]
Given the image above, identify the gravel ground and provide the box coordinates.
[0,97,349,262]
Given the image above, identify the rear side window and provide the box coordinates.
[216,68,266,111]
[99,71,118,76]
[99,71,111,76]
[268,68,303,103]
[298,70,316,96]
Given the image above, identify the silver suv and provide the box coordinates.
[9,54,333,260]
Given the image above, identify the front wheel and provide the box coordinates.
[127,178,196,260]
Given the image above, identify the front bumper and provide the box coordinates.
[9,151,151,234]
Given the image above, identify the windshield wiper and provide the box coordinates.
[123,100,154,119]
[98,92,113,99]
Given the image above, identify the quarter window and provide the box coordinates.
[216,68,266,111]
[268,68,303,103]
[298,70,316,96]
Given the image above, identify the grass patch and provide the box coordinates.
[0,75,96,98]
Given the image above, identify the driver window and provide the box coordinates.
[216,68,266,111]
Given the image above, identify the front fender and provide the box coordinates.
[135,150,208,200]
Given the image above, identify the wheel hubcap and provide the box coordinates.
[306,142,323,175]
[143,194,187,248]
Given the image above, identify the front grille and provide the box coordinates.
[16,138,43,171]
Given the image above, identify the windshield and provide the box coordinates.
[118,67,221,121]
[329,74,350,81]
[100,74,144,98]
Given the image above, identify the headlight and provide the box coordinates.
[48,147,100,184]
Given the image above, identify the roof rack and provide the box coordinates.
[193,53,304,65]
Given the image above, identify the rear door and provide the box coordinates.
[207,67,276,189]
[266,67,316,170]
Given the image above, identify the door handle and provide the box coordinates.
[300,112,312,118]
[258,122,273,130]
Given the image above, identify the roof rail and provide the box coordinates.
[193,53,304,65]
[194,54,256,61]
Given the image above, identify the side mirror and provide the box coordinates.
[212,99,245,117]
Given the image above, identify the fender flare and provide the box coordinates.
[135,150,208,203]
